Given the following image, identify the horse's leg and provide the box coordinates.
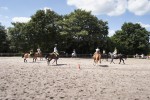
[33,57,34,62]
[93,59,96,66]
[122,58,125,64]
[24,57,27,62]
[24,56,27,62]
[52,59,56,64]
[47,58,52,65]
[47,59,50,65]
[119,58,121,64]
[96,58,98,64]
[56,59,57,65]
[40,55,43,60]
[110,58,113,64]
[110,58,115,64]
[35,57,37,62]
[106,55,108,61]
[99,57,101,63]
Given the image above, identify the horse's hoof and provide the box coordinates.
[93,63,97,66]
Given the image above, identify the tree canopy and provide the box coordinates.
[0,9,150,56]
[0,23,9,52]
[111,22,150,55]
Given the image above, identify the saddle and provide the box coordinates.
[52,52,59,57]
[93,52,100,58]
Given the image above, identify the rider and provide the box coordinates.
[103,50,105,54]
[30,49,34,56]
[72,49,77,57]
[73,49,76,55]
[73,49,76,54]
[53,46,59,57]
[95,48,100,54]
[113,48,117,57]
[37,47,41,54]
[93,47,100,57]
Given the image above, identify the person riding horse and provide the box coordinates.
[37,48,41,55]
[109,52,127,64]
[93,48,101,65]
[53,46,59,57]
[72,49,77,57]
[94,48,100,55]
[113,48,117,57]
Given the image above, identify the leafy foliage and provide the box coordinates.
[111,22,150,55]
[1,10,150,56]
[0,23,9,52]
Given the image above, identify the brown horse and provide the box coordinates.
[22,52,39,62]
[45,53,59,65]
[93,52,101,65]
[34,52,43,60]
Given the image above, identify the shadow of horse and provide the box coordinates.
[45,53,59,65]
[109,52,127,64]
[93,52,101,66]
[99,65,109,67]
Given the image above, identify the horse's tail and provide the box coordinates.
[22,53,24,58]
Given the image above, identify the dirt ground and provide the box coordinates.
[0,57,150,100]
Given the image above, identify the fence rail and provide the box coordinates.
[0,53,22,57]
[0,53,144,59]
[0,53,93,58]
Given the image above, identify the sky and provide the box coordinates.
[0,0,150,36]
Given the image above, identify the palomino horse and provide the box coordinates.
[93,52,101,65]
[109,52,127,64]
[22,53,37,62]
[45,53,59,65]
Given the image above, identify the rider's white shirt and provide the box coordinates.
[37,48,41,53]
[96,48,100,52]
[54,47,58,52]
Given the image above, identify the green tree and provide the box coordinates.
[7,23,26,52]
[27,9,62,52]
[111,22,150,55]
[0,23,9,52]
[59,9,108,54]
[8,9,61,53]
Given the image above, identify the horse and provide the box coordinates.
[45,53,59,65]
[22,52,37,62]
[93,52,101,65]
[109,52,127,64]
[34,52,43,60]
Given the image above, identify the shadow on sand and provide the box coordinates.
[51,64,67,66]
[99,65,109,67]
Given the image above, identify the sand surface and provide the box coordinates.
[0,57,150,100]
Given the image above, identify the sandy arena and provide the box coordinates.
[0,57,150,100]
